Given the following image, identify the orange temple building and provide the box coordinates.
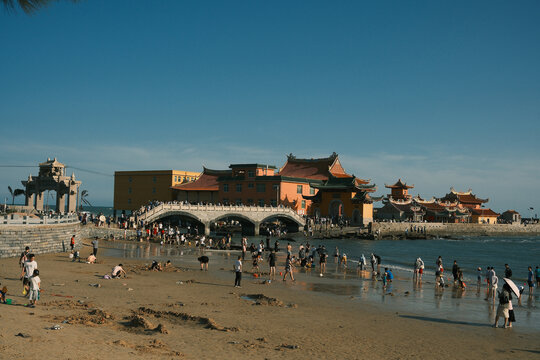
[171,153,377,224]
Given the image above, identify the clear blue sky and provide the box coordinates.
[1,1,539,215]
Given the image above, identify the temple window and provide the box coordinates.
[248,170,255,178]
[297,185,303,194]
[248,183,254,189]
[236,184,242,192]
[301,200,306,209]
[223,184,229,192]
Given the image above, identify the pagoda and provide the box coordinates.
[384,179,414,201]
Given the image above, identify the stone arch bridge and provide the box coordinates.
[138,203,306,236]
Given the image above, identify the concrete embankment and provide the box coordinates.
[0,223,82,258]
[0,223,137,259]
[372,222,540,237]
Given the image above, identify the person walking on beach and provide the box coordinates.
[452,261,459,285]
[234,256,242,288]
[19,246,30,268]
[504,264,512,279]
[370,253,377,273]
[436,256,443,273]
[241,237,247,260]
[28,269,40,307]
[527,266,535,296]
[334,247,339,263]
[319,248,327,276]
[508,294,516,328]
[360,254,367,271]
[536,266,540,287]
[92,239,98,257]
[490,273,499,303]
[283,255,294,282]
[268,250,276,279]
[21,254,37,296]
[414,257,424,282]
[477,267,482,290]
[493,283,511,328]
[70,235,75,251]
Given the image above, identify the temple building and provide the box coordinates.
[470,208,499,224]
[171,153,376,222]
[438,188,488,209]
[438,188,498,223]
[375,180,423,222]
[172,168,230,204]
[500,210,521,224]
[303,174,379,225]
[415,196,470,223]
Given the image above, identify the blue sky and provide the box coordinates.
[1,1,539,215]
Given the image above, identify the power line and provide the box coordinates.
[0,164,113,177]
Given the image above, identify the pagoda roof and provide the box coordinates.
[439,187,489,204]
[389,198,413,205]
[385,179,414,189]
[39,157,64,167]
[277,152,349,180]
[471,208,499,216]
[309,175,376,192]
[502,209,520,214]
[171,167,230,192]
[229,163,277,169]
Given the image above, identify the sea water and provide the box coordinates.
[101,235,540,331]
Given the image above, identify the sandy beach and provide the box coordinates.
[1,240,539,360]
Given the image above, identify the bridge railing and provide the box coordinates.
[139,203,304,223]
[1,213,80,226]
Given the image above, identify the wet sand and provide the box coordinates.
[0,241,539,359]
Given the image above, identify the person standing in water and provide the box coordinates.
[283,255,294,282]
[268,250,276,280]
[234,256,242,288]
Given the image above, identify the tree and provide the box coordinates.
[8,186,25,205]
[79,189,92,210]
[1,0,77,14]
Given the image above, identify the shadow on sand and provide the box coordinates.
[399,314,491,327]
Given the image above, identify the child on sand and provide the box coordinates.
[0,285,7,303]
[28,269,41,307]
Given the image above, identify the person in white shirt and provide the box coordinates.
[28,269,41,306]
[234,256,242,288]
[21,254,37,296]
[111,264,126,278]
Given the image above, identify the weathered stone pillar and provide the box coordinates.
[25,192,35,207]
[204,222,211,236]
[56,193,66,214]
[35,192,44,211]
[67,189,77,213]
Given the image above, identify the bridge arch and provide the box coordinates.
[260,214,304,235]
[209,213,258,236]
[146,210,206,235]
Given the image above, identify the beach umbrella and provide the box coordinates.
[503,278,520,298]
